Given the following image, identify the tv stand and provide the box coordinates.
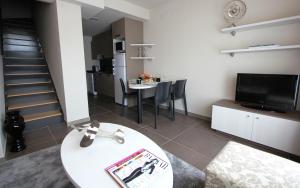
[241,104,286,113]
[212,99,300,156]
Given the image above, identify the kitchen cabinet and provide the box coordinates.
[112,19,125,39]
[111,18,144,107]
[212,100,300,156]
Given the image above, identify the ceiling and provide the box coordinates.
[82,0,172,36]
[124,0,172,9]
[82,9,127,36]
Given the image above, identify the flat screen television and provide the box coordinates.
[235,74,300,112]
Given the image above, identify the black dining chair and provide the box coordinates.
[171,79,188,119]
[120,78,137,106]
[153,81,173,129]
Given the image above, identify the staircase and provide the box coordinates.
[1,18,64,130]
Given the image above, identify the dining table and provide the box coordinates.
[128,81,158,124]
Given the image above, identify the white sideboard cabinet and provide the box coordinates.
[212,100,300,156]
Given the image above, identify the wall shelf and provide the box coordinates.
[222,15,300,36]
[130,43,156,60]
[221,44,300,57]
[130,44,156,47]
[130,57,155,60]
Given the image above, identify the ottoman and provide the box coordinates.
[205,141,300,188]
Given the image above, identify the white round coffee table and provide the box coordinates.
[61,123,173,188]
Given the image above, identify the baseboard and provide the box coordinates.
[66,117,91,126]
[159,105,211,122]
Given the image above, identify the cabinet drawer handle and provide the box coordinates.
[246,115,250,118]
[256,117,260,120]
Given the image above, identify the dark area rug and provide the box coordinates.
[0,145,205,188]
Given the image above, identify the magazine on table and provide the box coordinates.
[105,149,169,188]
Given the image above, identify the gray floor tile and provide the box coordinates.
[23,127,57,148]
[173,125,229,158]
[137,128,170,146]
[6,127,58,160]
[144,118,195,140]
[48,123,71,144]
[162,141,211,170]
[91,112,143,131]
[7,94,299,167]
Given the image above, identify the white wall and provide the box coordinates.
[35,0,90,124]
[0,55,6,158]
[83,36,97,94]
[83,36,97,70]
[57,0,90,123]
[104,0,150,20]
[144,0,300,117]
[34,1,67,117]
[64,0,104,19]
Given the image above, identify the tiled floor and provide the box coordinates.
[4,94,300,169]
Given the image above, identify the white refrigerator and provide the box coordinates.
[113,53,128,105]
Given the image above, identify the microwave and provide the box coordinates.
[115,41,125,52]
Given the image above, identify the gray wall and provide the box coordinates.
[1,0,32,18]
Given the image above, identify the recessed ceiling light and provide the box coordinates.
[89,17,99,21]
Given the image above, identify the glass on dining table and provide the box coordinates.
[136,79,142,84]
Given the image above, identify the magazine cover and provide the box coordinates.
[105,149,169,188]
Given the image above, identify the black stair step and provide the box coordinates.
[4,63,46,67]
[3,57,44,62]
[6,89,55,98]
[2,25,35,33]
[4,66,48,74]
[4,18,33,24]
[3,33,35,41]
[7,99,58,111]
[5,64,47,68]
[5,77,50,84]
[3,20,33,27]
[3,44,40,52]
[3,58,45,64]
[3,28,36,36]
[4,51,43,58]
[5,93,59,107]
[2,27,37,37]
[4,71,49,76]
[23,110,62,123]
[5,83,51,90]
[3,22,33,29]
[6,80,51,87]
[3,39,39,47]
[6,92,57,105]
